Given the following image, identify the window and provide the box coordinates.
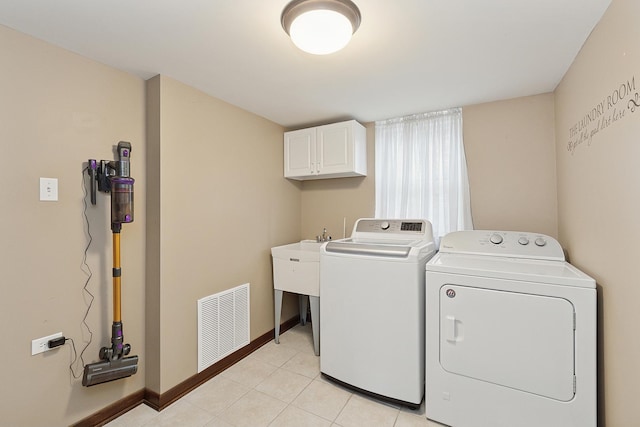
[375,108,473,243]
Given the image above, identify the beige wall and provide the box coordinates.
[463,94,558,237]
[146,76,300,393]
[145,76,162,393]
[0,25,146,425]
[555,0,640,425]
[301,101,558,241]
[300,122,376,239]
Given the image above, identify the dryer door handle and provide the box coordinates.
[445,315,458,342]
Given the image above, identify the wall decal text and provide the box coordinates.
[567,76,637,154]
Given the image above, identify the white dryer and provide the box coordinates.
[425,230,596,427]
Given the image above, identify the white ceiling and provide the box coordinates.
[0,0,611,128]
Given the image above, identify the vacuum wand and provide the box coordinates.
[83,142,138,387]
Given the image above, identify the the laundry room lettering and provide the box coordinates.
[567,75,637,155]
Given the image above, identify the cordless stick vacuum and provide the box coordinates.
[82,142,139,387]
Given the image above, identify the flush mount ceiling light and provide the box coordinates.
[281,0,361,55]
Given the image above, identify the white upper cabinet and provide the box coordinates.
[284,120,367,180]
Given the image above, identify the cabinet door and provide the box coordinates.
[284,128,316,177]
[316,122,353,175]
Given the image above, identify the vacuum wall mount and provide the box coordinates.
[82,141,138,387]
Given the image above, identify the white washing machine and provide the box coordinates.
[425,230,596,427]
[320,218,437,407]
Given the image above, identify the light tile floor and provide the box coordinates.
[106,323,445,427]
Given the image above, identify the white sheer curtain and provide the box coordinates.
[375,108,473,243]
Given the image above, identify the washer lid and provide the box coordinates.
[324,238,435,259]
[426,253,595,288]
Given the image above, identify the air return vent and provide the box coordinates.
[198,283,250,372]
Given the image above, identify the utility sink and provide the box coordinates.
[271,239,323,263]
[271,239,323,356]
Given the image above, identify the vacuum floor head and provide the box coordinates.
[82,355,138,387]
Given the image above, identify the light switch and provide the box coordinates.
[40,177,58,201]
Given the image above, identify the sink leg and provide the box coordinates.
[310,296,320,356]
[299,294,308,326]
[274,289,283,344]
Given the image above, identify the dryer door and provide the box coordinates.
[439,284,575,401]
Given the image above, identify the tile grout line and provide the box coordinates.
[249,336,319,426]
[333,392,355,425]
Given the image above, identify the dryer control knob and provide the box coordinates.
[535,237,547,247]
[381,221,390,230]
[518,237,530,245]
[490,233,503,245]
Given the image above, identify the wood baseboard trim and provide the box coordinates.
[144,315,301,411]
[71,315,301,426]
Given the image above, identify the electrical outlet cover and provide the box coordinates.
[32,332,63,355]
[39,177,58,201]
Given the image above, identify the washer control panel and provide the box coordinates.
[354,218,427,235]
[439,230,564,261]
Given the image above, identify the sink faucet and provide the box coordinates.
[316,228,331,242]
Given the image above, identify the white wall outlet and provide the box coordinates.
[31,332,63,355]
[39,177,58,201]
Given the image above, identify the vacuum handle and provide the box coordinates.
[116,141,132,178]
[88,159,97,205]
